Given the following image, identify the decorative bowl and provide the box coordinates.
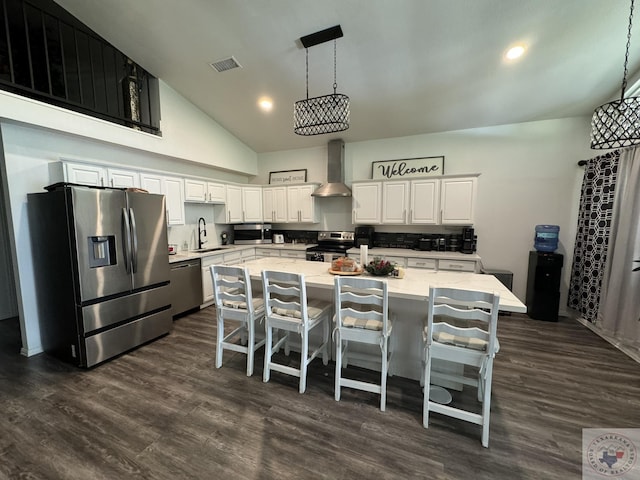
[365,257,395,276]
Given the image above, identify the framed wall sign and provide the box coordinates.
[371,156,444,180]
[268,169,307,185]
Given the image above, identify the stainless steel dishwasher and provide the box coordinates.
[169,258,203,317]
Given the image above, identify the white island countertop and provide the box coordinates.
[240,257,526,313]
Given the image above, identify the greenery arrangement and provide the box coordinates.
[365,257,396,276]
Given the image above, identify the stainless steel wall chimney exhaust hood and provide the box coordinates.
[312,139,352,197]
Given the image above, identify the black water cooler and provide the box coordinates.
[526,251,563,321]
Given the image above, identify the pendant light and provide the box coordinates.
[294,25,350,136]
[591,0,640,149]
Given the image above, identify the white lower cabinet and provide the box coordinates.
[407,257,437,270]
[438,259,476,272]
[200,254,224,305]
[280,250,306,259]
[256,248,281,258]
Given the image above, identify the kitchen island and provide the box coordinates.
[239,257,526,381]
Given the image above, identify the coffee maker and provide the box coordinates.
[461,227,475,253]
[354,226,375,247]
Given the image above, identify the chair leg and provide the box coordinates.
[322,316,329,366]
[299,330,309,394]
[422,347,431,429]
[380,338,388,412]
[246,320,254,377]
[334,331,342,402]
[263,323,272,383]
[216,316,224,369]
[481,363,494,448]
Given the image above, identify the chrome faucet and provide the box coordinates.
[198,217,207,249]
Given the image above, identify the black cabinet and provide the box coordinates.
[526,251,563,321]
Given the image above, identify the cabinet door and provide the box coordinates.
[263,187,287,223]
[410,179,439,224]
[207,182,226,203]
[352,182,381,224]
[225,185,243,223]
[242,187,263,223]
[184,179,207,202]
[163,176,186,225]
[108,168,140,188]
[202,266,214,304]
[441,177,477,225]
[140,173,163,194]
[65,162,106,186]
[297,184,318,223]
[381,181,409,224]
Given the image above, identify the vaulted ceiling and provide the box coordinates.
[54,0,637,153]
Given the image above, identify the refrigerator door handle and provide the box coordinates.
[129,207,138,273]
[122,208,132,274]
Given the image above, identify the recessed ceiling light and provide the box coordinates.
[505,44,526,61]
[258,97,273,112]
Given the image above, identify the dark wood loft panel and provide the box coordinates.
[0,0,161,135]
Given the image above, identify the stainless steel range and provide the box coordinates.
[306,231,355,262]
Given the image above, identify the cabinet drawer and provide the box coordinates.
[200,254,224,268]
[407,258,437,270]
[223,251,243,264]
[438,259,476,272]
[256,248,280,257]
[240,248,256,259]
[281,250,306,259]
[384,256,406,268]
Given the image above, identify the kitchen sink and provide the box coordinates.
[190,247,229,253]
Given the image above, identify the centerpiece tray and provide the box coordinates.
[328,268,364,276]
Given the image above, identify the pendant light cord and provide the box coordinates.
[622,0,635,101]
[333,39,337,94]
[305,48,309,100]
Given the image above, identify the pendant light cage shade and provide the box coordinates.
[294,26,350,136]
[590,0,640,149]
[294,93,350,135]
[591,97,640,149]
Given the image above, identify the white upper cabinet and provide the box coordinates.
[381,181,409,224]
[207,182,226,203]
[440,177,477,225]
[286,184,318,223]
[409,178,440,224]
[263,186,287,223]
[352,182,382,224]
[225,185,243,223]
[220,185,262,223]
[64,162,107,186]
[353,175,477,226]
[242,186,264,223]
[140,173,185,225]
[184,179,207,202]
[107,168,140,188]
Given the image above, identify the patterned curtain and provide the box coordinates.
[568,150,621,322]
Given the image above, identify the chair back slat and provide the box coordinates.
[262,270,310,323]
[427,287,499,356]
[334,276,388,332]
[211,265,255,313]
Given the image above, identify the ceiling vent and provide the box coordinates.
[209,56,242,73]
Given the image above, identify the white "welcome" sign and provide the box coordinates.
[371,156,444,180]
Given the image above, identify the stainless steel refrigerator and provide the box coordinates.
[28,184,172,367]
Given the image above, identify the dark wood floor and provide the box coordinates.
[1,309,639,480]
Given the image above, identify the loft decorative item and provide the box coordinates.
[591,0,640,149]
[294,25,350,136]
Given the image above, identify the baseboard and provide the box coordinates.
[20,345,44,357]
[575,316,640,365]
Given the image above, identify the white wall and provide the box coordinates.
[0,80,257,174]
[256,117,595,310]
[0,81,259,356]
